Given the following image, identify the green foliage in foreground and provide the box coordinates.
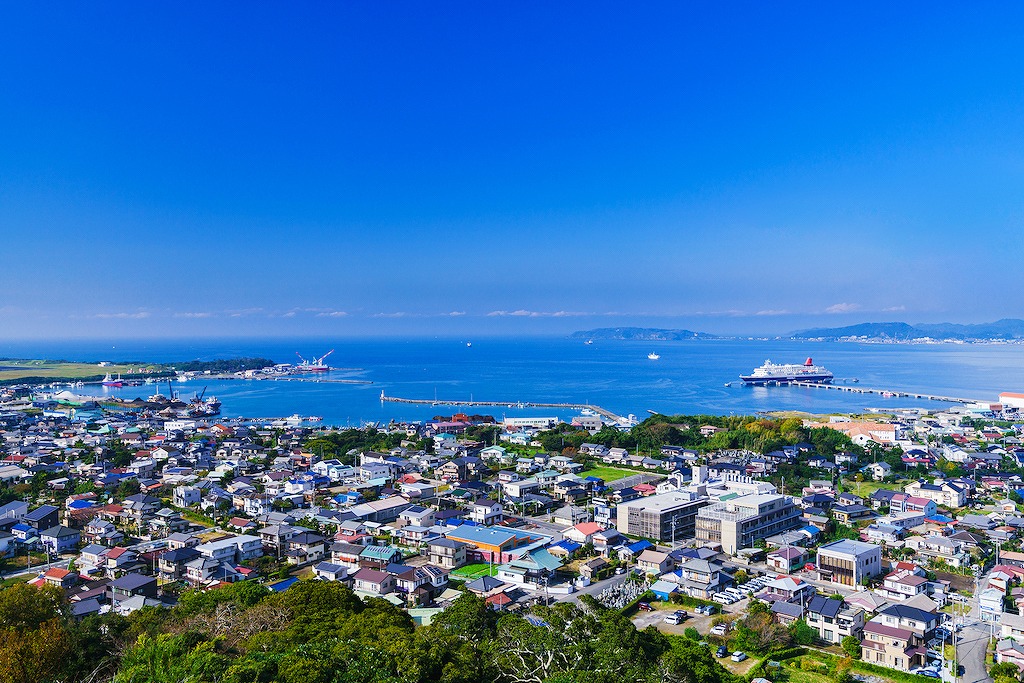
[0,577,748,683]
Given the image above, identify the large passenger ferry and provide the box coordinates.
[740,358,834,385]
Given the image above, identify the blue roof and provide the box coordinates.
[927,514,954,523]
[268,577,298,592]
[800,525,821,536]
[550,539,582,552]
[626,539,653,553]
[67,500,94,509]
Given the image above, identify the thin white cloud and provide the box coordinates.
[755,309,790,316]
[825,303,861,314]
[486,309,591,318]
[881,305,906,313]
[373,312,410,318]
[174,312,213,318]
[448,311,466,317]
[316,311,348,318]
[91,311,150,320]
[228,308,264,318]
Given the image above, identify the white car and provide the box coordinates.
[713,594,732,604]
[710,624,729,636]
[731,651,747,662]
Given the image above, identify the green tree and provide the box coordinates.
[841,635,861,659]
[789,618,817,645]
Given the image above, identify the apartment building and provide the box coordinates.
[615,490,710,542]
[903,479,968,509]
[694,493,802,554]
[816,539,882,587]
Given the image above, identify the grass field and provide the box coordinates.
[845,478,907,499]
[0,359,158,382]
[579,466,638,483]
[450,563,499,579]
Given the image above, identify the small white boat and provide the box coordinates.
[466,342,472,347]
[648,353,660,360]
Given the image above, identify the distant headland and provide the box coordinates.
[571,318,1024,343]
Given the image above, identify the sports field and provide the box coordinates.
[579,466,637,483]
[450,563,499,579]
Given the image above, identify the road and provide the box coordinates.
[0,556,72,580]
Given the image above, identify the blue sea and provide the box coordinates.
[3,337,1023,425]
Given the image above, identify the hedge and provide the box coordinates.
[790,649,939,683]
[620,591,655,617]
[746,647,808,680]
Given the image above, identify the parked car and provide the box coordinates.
[710,624,729,636]
[637,602,653,612]
[716,646,729,658]
[614,566,625,574]
[664,610,687,625]
[731,652,747,662]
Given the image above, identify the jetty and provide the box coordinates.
[379,391,627,423]
[789,381,983,404]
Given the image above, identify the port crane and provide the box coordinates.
[295,349,334,372]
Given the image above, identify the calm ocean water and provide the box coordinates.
[3,337,1024,425]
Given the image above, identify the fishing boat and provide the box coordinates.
[101,373,123,387]
[647,352,660,360]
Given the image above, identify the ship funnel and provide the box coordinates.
[805,357,813,366]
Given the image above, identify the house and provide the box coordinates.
[469,499,503,526]
[904,535,969,568]
[636,549,673,575]
[107,573,159,604]
[359,544,404,570]
[40,525,81,555]
[24,505,59,531]
[675,558,730,599]
[579,557,609,581]
[563,521,605,545]
[861,621,926,671]
[313,562,350,583]
[865,462,891,481]
[760,575,815,605]
[995,639,1024,671]
[158,547,202,581]
[351,567,396,596]
[805,595,865,644]
[876,603,941,638]
[428,537,468,570]
[766,547,807,574]
[42,567,79,590]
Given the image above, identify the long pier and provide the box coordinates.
[379,391,626,423]
[789,381,983,404]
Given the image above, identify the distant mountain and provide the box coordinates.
[569,327,717,341]
[792,318,1024,340]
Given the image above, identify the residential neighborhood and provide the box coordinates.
[2,389,1024,683]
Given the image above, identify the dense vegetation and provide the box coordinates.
[534,414,857,457]
[0,580,743,683]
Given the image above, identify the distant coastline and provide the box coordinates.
[573,318,1024,344]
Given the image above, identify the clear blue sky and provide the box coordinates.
[2,3,1022,338]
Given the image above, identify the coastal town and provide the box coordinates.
[3,371,1024,683]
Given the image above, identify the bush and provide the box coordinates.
[841,635,861,659]
[683,627,700,641]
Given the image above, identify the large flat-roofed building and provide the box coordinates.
[816,539,882,587]
[694,493,801,554]
[615,490,710,542]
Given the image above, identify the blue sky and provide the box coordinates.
[2,3,1023,338]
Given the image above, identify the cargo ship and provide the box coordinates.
[740,358,834,385]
